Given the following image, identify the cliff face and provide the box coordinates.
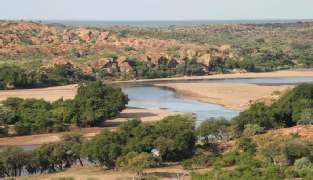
[0,21,233,74]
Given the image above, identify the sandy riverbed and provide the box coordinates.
[113,69,313,84]
[156,83,294,110]
[0,84,78,102]
[0,70,312,102]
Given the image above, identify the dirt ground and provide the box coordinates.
[16,165,191,180]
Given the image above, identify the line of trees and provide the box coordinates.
[0,115,196,178]
[0,81,128,136]
[0,63,94,90]
[1,54,298,88]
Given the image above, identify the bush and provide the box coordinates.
[0,146,28,177]
[217,151,239,167]
[118,152,159,171]
[257,135,313,166]
[0,126,8,137]
[293,158,313,178]
[196,117,230,143]
[237,137,257,155]
[181,159,193,170]
[294,157,313,170]
[242,124,265,137]
[232,103,278,135]
[272,83,313,126]
[190,149,218,168]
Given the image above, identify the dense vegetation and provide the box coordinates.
[1,113,313,179]
[0,63,94,90]
[0,81,128,136]
[0,115,195,178]
[188,83,313,179]
[232,83,313,136]
[119,56,207,79]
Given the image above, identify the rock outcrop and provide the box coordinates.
[0,21,234,74]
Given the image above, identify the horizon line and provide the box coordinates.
[1,18,313,22]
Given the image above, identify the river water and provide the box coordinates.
[121,77,313,123]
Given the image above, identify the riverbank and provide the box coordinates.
[156,83,294,110]
[0,108,185,146]
[113,69,313,84]
[0,69,311,103]
[0,84,78,102]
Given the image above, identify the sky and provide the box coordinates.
[0,0,313,21]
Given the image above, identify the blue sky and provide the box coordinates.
[0,0,312,20]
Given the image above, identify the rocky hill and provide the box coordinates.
[1,20,313,80]
[0,21,232,76]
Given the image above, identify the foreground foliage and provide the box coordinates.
[0,115,195,178]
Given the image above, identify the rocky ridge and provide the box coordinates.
[0,21,232,75]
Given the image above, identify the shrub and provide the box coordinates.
[272,83,313,126]
[257,135,313,166]
[190,149,218,168]
[217,151,239,167]
[181,159,193,170]
[242,124,265,137]
[232,103,277,135]
[294,157,313,170]
[0,146,28,177]
[0,126,8,137]
[196,117,230,143]
[237,137,257,155]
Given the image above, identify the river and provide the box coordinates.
[121,77,313,123]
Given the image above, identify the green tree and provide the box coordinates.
[272,83,313,126]
[232,103,277,135]
[0,146,27,177]
[237,137,257,155]
[242,124,265,137]
[82,130,124,169]
[0,106,15,125]
[152,115,196,161]
[73,81,128,126]
[117,152,159,179]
